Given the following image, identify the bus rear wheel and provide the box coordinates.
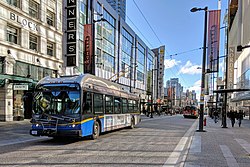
[91,121,100,140]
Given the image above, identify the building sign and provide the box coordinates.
[9,12,38,31]
[146,71,152,95]
[228,47,235,89]
[206,10,221,73]
[84,24,93,73]
[14,85,28,90]
[66,0,77,67]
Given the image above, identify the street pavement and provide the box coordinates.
[185,116,250,167]
[0,119,48,147]
[1,115,250,166]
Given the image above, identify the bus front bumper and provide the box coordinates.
[30,129,82,137]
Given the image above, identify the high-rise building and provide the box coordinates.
[106,0,126,20]
[0,0,63,121]
[152,46,165,102]
[63,0,163,107]
[165,78,183,107]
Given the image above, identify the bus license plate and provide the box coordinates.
[31,131,37,135]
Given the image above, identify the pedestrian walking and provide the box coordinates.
[238,110,244,127]
[213,109,219,123]
[229,110,236,127]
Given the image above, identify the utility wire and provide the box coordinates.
[126,15,154,48]
[169,47,203,58]
[129,0,181,81]
[132,0,163,45]
[165,49,189,87]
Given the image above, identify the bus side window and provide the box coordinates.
[94,93,104,114]
[134,100,138,112]
[105,95,113,114]
[83,92,92,114]
[122,98,128,113]
[128,100,133,113]
[114,97,121,114]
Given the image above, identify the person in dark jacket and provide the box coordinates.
[229,110,236,127]
[238,110,244,127]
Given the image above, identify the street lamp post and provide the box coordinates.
[191,6,208,132]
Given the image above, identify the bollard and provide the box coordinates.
[203,117,206,126]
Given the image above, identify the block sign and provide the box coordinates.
[66,0,77,67]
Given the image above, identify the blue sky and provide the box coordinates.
[126,0,228,94]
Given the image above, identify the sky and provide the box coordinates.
[126,0,228,96]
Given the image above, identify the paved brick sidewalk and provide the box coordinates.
[0,119,47,146]
[185,116,250,167]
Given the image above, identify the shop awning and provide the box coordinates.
[0,74,34,83]
[231,92,250,102]
[213,88,250,93]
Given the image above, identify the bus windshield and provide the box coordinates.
[185,106,196,111]
[33,83,81,117]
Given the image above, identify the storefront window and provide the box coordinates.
[13,90,24,120]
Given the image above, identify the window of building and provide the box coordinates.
[6,25,19,45]
[137,70,144,82]
[47,10,55,26]
[29,0,39,19]
[47,41,54,56]
[29,34,38,51]
[0,57,5,74]
[14,61,29,77]
[94,94,103,114]
[103,52,115,73]
[7,0,20,8]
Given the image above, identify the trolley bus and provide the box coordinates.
[30,74,141,139]
[183,105,198,119]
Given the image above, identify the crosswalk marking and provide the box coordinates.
[235,138,250,154]
[163,119,198,167]
[189,136,201,153]
[220,145,239,167]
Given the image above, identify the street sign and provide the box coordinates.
[228,47,235,89]
[14,85,28,90]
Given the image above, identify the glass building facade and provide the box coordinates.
[63,0,164,107]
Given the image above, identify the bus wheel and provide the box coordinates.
[130,117,135,129]
[91,121,100,140]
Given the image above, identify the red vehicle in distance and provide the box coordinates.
[183,106,198,119]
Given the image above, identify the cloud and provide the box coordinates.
[188,80,201,92]
[164,59,181,69]
[179,61,202,75]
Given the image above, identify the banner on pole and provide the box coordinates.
[84,24,93,73]
[206,10,221,73]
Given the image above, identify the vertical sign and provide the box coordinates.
[228,47,235,89]
[207,10,221,73]
[66,0,77,66]
[84,24,93,73]
[146,71,151,95]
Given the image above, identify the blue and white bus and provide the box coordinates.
[30,74,141,139]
